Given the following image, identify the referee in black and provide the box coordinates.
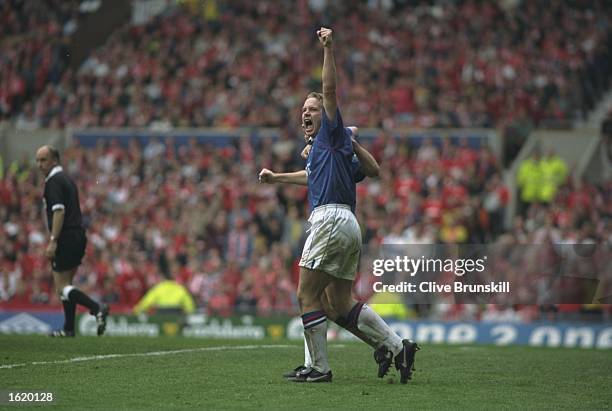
[36,145,109,337]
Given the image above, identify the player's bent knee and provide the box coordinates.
[320,294,338,321]
[325,290,355,318]
[329,300,354,319]
[325,279,355,316]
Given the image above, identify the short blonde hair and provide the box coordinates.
[306,92,323,104]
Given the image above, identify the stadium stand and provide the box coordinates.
[1,135,609,319]
[2,0,611,129]
[0,0,82,123]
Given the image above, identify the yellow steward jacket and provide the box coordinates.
[133,280,196,314]
[516,158,541,202]
[539,155,567,202]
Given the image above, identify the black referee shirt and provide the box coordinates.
[43,166,83,232]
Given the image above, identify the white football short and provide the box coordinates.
[299,204,362,280]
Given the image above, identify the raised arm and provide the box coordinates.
[318,27,337,124]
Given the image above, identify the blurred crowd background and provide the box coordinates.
[0,0,610,321]
[2,0,610,130]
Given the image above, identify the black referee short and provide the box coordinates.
[52,228,87,272]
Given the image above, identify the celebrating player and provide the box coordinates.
[36,145,109,337]
[261,126,393,378]
[260,28,419,383]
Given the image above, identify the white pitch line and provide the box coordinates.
[0,343,347,370]
[0,344,291,370]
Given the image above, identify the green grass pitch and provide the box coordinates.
[0,336,610,410]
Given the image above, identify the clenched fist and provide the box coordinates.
[258,168,275,184]
[317,27,332,47]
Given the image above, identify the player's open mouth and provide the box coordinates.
[304,119,314,133]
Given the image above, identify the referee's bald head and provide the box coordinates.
[37,145,60,162]
[36,145,60,176]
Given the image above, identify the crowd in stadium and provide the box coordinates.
[0,0,80,123]
[2,0,611,129]
[1,0,610,321]
[1,134,609,319]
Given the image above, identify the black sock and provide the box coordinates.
[68,288,100,315]
[346,302,365,328]
[62,299,76,332]
[334,303,377,349]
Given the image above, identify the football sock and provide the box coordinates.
[353,303,404,355]
[303,316,380,366]
[303,335,312,367]
[302,310,330,373]
[61,296,76,332]
[334,313,379,349]
[62,285,100,315]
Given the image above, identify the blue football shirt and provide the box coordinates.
[306,108,360,212]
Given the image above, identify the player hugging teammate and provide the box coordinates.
[259,27,419,384]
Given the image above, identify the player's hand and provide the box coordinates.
[317,27,333,47]
[301,145,311,159]
[45,240,57,260]
[258,168,275,184]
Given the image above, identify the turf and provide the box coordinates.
[0,336,610,410]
